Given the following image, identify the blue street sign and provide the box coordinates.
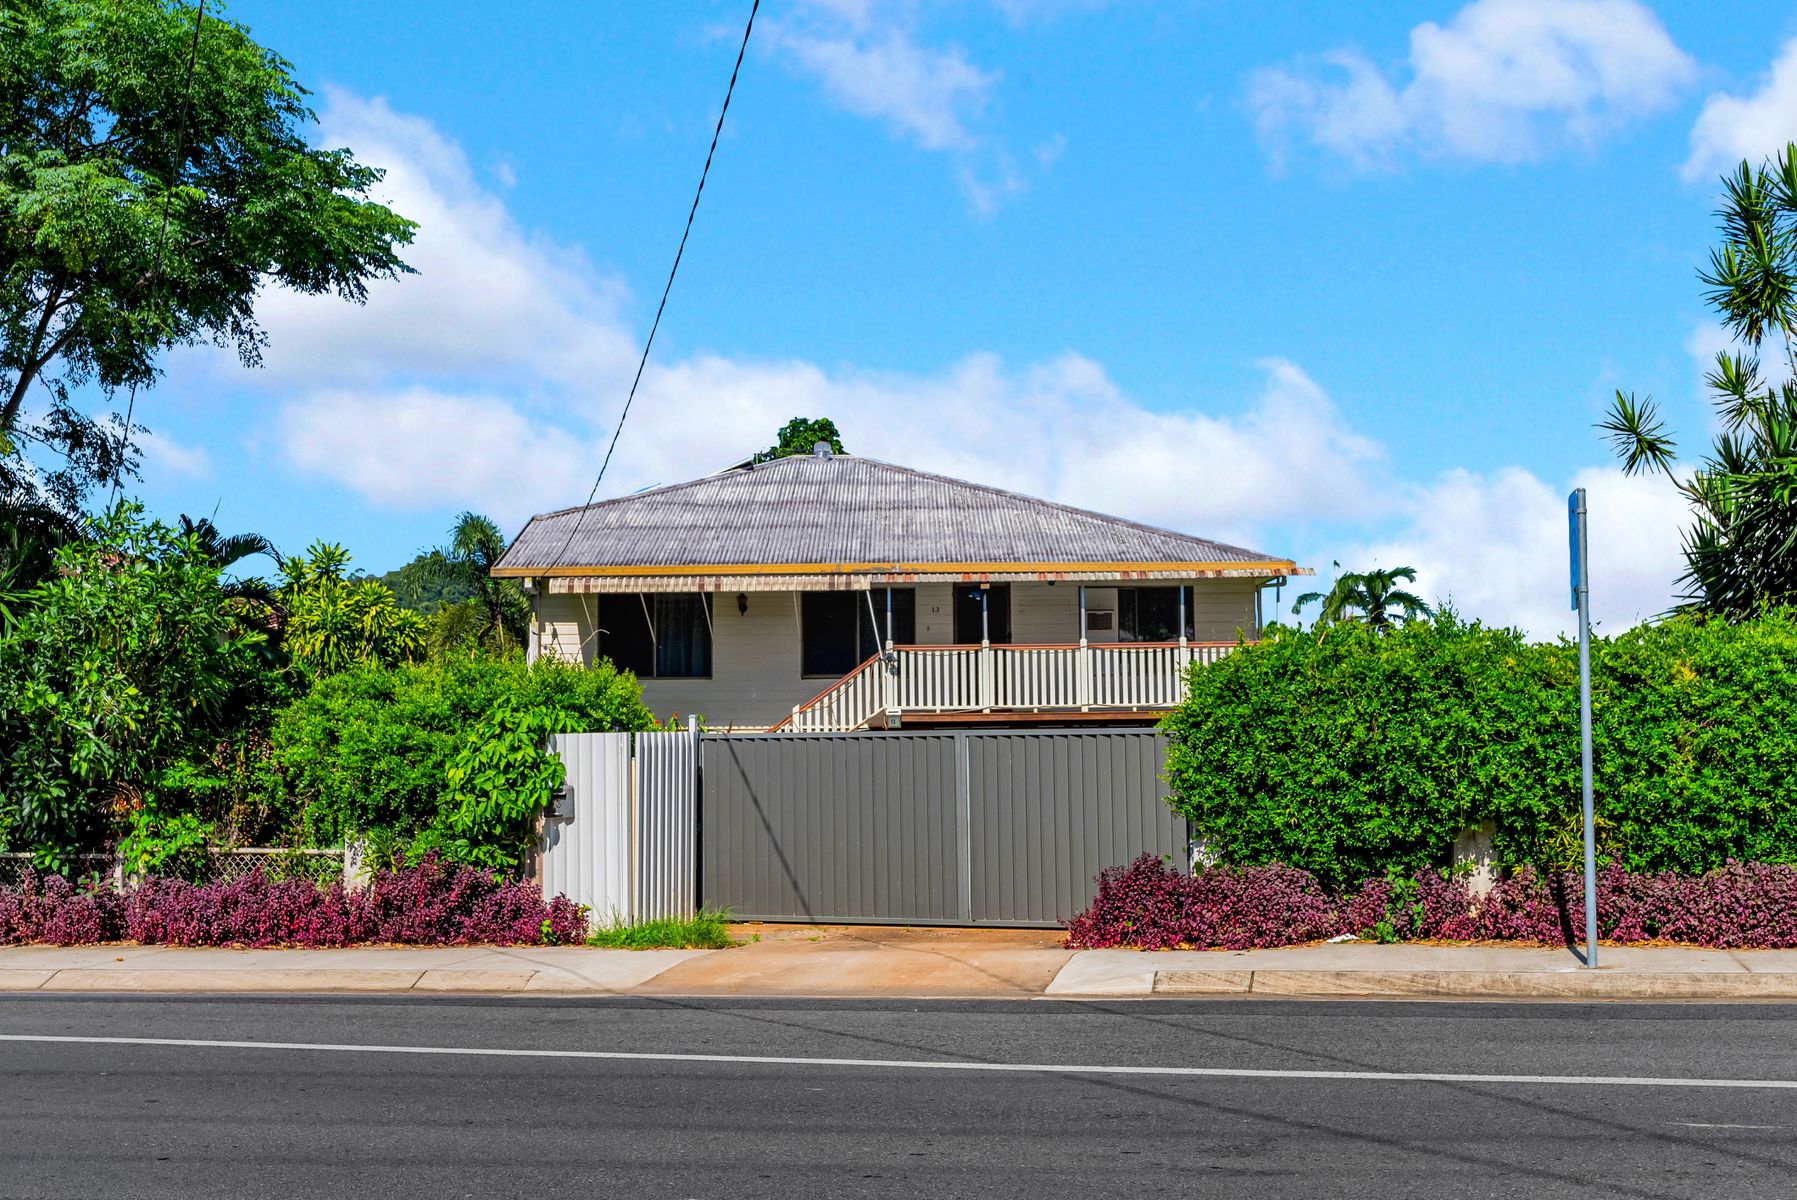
[1568,489,1583,610]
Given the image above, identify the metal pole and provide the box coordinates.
[885,586,893,649]
[1571,488,1598,969]
[980,586,989,645]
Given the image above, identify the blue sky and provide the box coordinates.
[105,0,1797,634]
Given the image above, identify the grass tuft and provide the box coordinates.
[586,907,734,950]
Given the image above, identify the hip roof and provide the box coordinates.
[493,454,1298,577]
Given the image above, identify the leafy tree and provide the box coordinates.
[0,0,417,508]
[412,511,528,652]
[761,416,845,461]
[277,542,427,676]
[1603,143,1797,618]
[1292,563,1434,631]
[0,503,264,856]
[0,495,78,627]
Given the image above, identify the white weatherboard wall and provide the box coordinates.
[538,732,696,925]
[531,580,1261,729]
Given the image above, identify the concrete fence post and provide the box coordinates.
[341,836,373,893]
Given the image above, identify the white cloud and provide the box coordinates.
[136,427,212,480]
[1343,464,1686,638]
[764,10,997,153]
[278,388,589,522]
[1247,0,1696,168]
[761,2,1052,213]
[1685,38,1797,181]
[228,92,1681,635]
[244,90,637,392]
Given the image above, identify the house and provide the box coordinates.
[492,448,1309,730]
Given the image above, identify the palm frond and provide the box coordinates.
[1599,392,1679,478]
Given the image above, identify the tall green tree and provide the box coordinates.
[278,542,427,676]
[0,503,264,855]
[0,0,417,508]
[762,416,846,461]
[414,511,528,653]
[1292,563,1434,632]
[1603,143,1797,618]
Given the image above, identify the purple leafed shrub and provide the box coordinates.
[0,873,126,945]
[1063,856,1344,950]
[0,858,589,948]
[1064,854,1797,950]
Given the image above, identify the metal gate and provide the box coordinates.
[699,729,1185,927]
[540,730,697,923]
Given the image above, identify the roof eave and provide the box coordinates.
[492,559,1310,581]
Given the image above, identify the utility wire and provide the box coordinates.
[109,0,208,508]
[543,0,759,575]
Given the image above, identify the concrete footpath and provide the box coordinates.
[6,926,1797,1000]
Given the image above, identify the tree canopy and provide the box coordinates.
[763,416,845,460]
[0,0,417,508]
[1292,564,1434,632]
[1603,143,1797,618]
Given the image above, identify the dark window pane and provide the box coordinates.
[1118,587,1192,642]
[599,593,711,678]
[862,587,916,654]
[805,589,917,675]
[802,592,860,676]
[654,594,712,678]
[952,584,1010,644]
[599,594,656,677]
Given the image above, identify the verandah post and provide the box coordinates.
[1076,584,1093,709]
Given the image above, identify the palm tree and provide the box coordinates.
[418,512,529,651]
[1293,563,1434,632]
[178,515,281,607]
[178,515,281,572]
[1600,145,1797,618]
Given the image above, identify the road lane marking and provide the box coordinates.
[6,1033,1797,1091]
[1675,1123,1781,1130]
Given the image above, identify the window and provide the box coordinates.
[802,589,915,676]
[597,594,711,678]
[1117,586,1193,642]
[952,584,1011,644]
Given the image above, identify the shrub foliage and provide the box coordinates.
[1065,854,1797,950]
[0,859,589,947]
[1165,611,1797,888]
[273,655,654,867]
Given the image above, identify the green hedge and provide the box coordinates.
[1163,611,1797,890]
[272,655,654,860]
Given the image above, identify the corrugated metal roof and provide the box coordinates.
[495,454,1295,576]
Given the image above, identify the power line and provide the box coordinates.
[109,0,209,508]
[543,0,760,575]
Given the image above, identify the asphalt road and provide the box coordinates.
[5,996,1797,1199]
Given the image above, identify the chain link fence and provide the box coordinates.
[0,848,345,890]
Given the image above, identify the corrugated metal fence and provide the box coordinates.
[543,727,1184,928]
[699,730,1186,927]
[539,730,696,924]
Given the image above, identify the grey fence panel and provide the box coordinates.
[966,731,1184,925]
[635,730,698,921]
[698,728,1181,927]
[701,733,962,923]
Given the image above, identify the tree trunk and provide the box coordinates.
[1,281,65,433]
